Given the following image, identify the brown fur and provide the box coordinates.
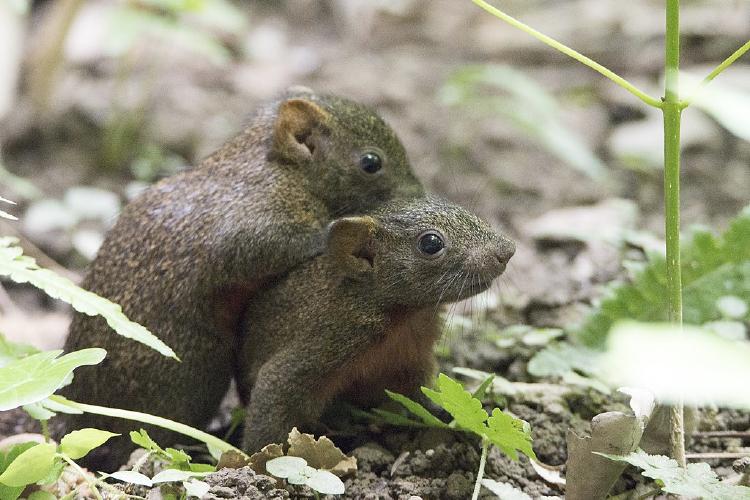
[59,91,424,470]
[238,196,515,452]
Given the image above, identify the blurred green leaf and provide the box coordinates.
[0,237,177,359]
[600,449,750,499]
[441,65,607,180]
[60,428,119,460]
[578,205,750,346]
[0,349,105,411]
[0,443,56,487]
[684,72,750,143]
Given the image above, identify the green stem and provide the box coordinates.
[49,396,246,458]
[471,438,490,500]
[59,453,102,500]
[41,419,50,442]
[470,0,663,108]
[681,39,750,107]
[664,0,686,469]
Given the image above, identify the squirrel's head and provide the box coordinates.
[269,91,424,213]
[325,196,515,307]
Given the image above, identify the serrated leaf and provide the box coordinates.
[0,238,176,359]
[422,373,488,435]
[130,429,163,453]
[601,449,750,499]
[0,349,106,411]
[577,206,750,347]
[109,470,153,486]
[60,428,119,460]
[385,390,448,428]
[484,409,536,461]
[0,443,56,487]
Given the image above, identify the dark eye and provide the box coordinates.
[359,152,382,174]
[417,231,445,257]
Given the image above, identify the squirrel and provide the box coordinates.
[237,195,515,452]
[59,90,425,468]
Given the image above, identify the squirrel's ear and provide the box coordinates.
[327,216,378,274]
[271,98,330,164]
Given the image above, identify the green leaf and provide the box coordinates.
[0,442,38,500]
[0,349,106,411]
[130,429,159,451]
[385,390,449,428]
[0,333,40,368]
[484,409,536,461]
[22,402,56,420]
[577,205,750,347]
[0,443,56,487]
[370,409,432,428]
[28,492,57,500]
[471,374,495,400]
[109,470,153,486]
[421,373,488,436]
[60,428,119,460]
[0,238,177,359]
[601,449,750,499]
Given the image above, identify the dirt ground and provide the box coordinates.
[1,0,749,498]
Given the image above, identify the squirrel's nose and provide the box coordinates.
[494,237,515,267]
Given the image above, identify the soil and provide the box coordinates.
[1,0,749,498]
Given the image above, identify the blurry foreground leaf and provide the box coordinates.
[600,322,750,409]
[0,349,105,411]
[0,237,176,359]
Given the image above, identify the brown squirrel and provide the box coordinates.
[60,90,425,467]
[237,195,515,452]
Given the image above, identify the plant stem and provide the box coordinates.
[663,0,686,469]
[470,0,663,108]
[49,396,246,458]
[681,39,750,107]
[59,453,103,500]
[471,438,490,500]
[41,419,50,442]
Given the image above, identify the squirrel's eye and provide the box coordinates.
[359,152,382,174]
[417,231,445,257]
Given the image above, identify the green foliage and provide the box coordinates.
[600,449,750,499]
[0,441,40,500]
[0,333,40,367]
[130,429,214,473]
[0,237,177,359]
[441,64,607,180]
[577,206,750,347]
[60,429,120,460]
[266,456,345,496]
[526,342,610,393]
[0,348,105,412]
[378,374,535,462]
[0,442,56,488]
[423,374,536,461]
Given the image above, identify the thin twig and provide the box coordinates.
[470,0,663,108]
[680,39,750,108]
